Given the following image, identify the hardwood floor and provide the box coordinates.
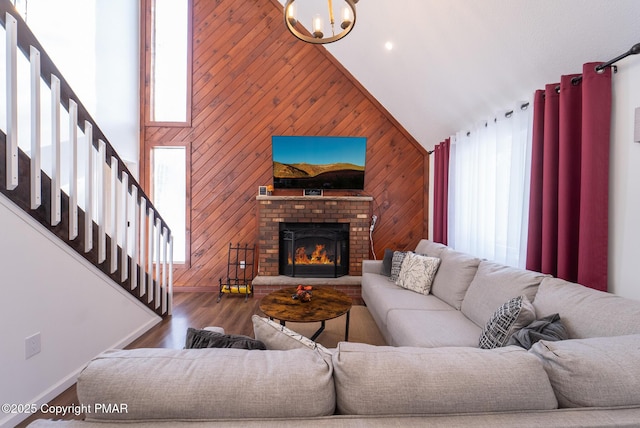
[16,292,267,427]
[126,291,264,349]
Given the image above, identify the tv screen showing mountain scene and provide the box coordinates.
[272,136,367,190]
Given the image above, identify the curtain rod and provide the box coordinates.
[429,44,640,151]
[595,42,640,72]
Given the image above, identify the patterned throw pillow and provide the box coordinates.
[479,295,536,349]
[251,315,332,356]
[389,251,408,282]
[394,252,441,295]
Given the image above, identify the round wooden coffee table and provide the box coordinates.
[259,287,353,341]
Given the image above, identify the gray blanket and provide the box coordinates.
[185,327,266,350]
[507,313,568,350]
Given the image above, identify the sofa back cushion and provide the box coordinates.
[533,277,640,338]
[430,248,481,310]
[414,239,447,258]
[461,261,547,327]
[530,335,640,408]
[78,348,335,421]
[332,342,557,415]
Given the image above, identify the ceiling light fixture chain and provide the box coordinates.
[284,0,359,44]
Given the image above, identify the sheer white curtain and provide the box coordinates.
[448,102,532,268]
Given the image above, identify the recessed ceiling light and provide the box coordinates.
[385,41,393,51]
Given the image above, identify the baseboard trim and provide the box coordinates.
[173,286,217,293]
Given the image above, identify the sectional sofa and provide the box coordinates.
[29,240,640,427]
[362,239,640,347]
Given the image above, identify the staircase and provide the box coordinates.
[0,1,173,316]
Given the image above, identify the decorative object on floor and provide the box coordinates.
[284,0,358,44]
[292,284,313,302]
[218,243,255,302]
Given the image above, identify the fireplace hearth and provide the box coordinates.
[279,222,349,278]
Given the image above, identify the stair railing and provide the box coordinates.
[0,0,173,316]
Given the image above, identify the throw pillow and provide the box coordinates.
[479,295,536,349]
[394,252,441,295]
[252,315,332,355]
[184,327,266,350]
[389,251,408,282]
[381,248,395,277]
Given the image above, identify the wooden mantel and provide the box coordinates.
[256,195,374,202]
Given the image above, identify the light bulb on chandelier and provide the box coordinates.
[284,0,358,44]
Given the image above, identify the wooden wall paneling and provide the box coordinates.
[188,56,328,202]
[294,71,354,127]
[325,96,374,132]
[141,0,429,287]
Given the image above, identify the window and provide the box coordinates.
[448,103,532,268]
[151,145,189,264]
[147,0,191,124]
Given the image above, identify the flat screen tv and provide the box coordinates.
[272,136,367,190]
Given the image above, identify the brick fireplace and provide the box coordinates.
[254,195,372,298]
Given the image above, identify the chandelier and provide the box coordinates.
[284,0,358,44]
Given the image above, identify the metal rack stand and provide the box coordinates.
[217,243,255,302]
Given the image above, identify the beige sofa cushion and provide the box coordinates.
[461,261,547,327]
[386,309,481,347]
[430,248,481,310]
[533,277,640,338]
[414,239,447,258]
[530,335,640,408]
[78,348,335,420]
[332,342,557,415]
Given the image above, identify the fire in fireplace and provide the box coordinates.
[279,223,349,278]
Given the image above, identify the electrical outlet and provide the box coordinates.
[25,332,41,359]
[240,260,245,269]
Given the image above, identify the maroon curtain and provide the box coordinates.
[526,63,612,291]
[433,138,450,245]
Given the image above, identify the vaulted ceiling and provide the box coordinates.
[277,0,640,150]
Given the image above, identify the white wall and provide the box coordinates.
[0,195,160,428]
[609,60,640,301]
